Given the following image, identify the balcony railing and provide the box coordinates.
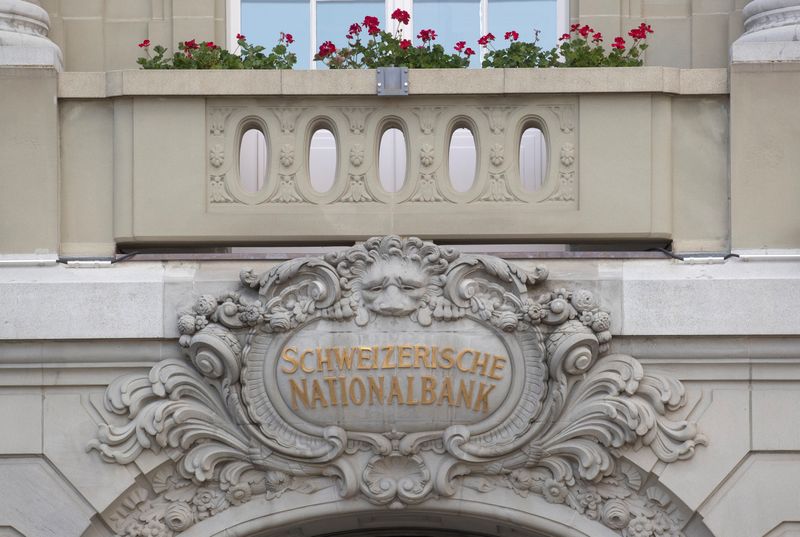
[57,67,729,252]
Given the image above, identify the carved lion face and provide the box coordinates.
[359,257,430,316]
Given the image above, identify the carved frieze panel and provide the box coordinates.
[90,237,704,537]
[205,97,579,212]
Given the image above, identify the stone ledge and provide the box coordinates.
[57,67,730,98]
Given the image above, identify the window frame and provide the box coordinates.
[228,0,568,68]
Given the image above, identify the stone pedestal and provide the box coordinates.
[0,0,62,69]
[0,0,62,260]
[730,0,800,251]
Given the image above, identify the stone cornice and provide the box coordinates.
[56,67,730,99]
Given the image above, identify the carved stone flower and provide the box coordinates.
[177,314,197,335]
[561,143,575,167]
[225,481,252,505]
[192,487,228,520]
[542,478,568,504]
[508,468,534,491]
[579,311,594,326]
[238,303,262,326]
[194,294,218,316]
[577,490,602,520]
[523,300,546,322]
[592,311,611,332]
[163,501,195,532]
[280,144,295,168]
[571,289,597,311]
[626,515,656,537]
[490,143,504,166]
[210,144,224,168]
[350,144,365,167]
[419,144,434,167]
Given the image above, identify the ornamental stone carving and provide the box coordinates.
[90,236,705,536]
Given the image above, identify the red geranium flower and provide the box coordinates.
[348,23,362,39]
[318,40,337,57]
[477,32,495,46]
[578,25,592,37]
[204,41,216,48]
[464,47,476,56]
[236,33,245,40]
[454,40,466,52]
[184,39,199,50]
[559,33,570,41]
[570,23,580,32]
[399,39,412,49]
[504,30,519,41]
[611,36,626,50]
[138,39,151,48]
[592,32,603,42]
[391,8,410,25]
[281,32,294,44]
[417,28,437,42]
[363,15,380,28]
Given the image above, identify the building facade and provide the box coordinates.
[1,1,800,536]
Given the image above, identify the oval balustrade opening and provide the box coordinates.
[239,127,268,193]
[378,127,407,193]
[309,128,337,193]
[520,127,547,192]
[449,127,477,193]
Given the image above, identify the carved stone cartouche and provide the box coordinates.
[89,236,705,537]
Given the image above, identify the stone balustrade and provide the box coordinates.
[56,67,729,255]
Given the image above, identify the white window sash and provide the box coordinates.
[230,0,568,67]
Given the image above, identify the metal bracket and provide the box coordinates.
[376,67,409,96]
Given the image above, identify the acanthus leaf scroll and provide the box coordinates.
[90,236,706,537]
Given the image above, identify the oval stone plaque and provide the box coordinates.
[265,316,513,433]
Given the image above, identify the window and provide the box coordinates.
[231,0,567,68]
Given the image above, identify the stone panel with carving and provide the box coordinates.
[90,236,705,537]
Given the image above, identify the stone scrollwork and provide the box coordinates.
[90,236,705,536]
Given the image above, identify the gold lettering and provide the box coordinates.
[388,376,404,405]
[323,376,339,405]
[420,376,437,404]
[300,350,315,373]
[338,375,349,406]
[280,347,299,374]
[381,346,396,369]
[406,375,419,405]
[397,345,413,368]
[456,349,474,373]
[471,352,489,376]
[316,347,332,372]
[349,376,366,405]
[310,379,328,408]
[429,346,439,369]
[488,355,507,381]
[289,378,309,409]
[457,379,475,408]
[473,382,496,413]
[357,346,372,370]
[368,376,385,405]
[414,345,431,368]
[334,347,356,371]
[438,347,455,369]
[438,376,454,406]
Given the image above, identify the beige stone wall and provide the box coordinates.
[39,0,227,71]
[730,62,800,250]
